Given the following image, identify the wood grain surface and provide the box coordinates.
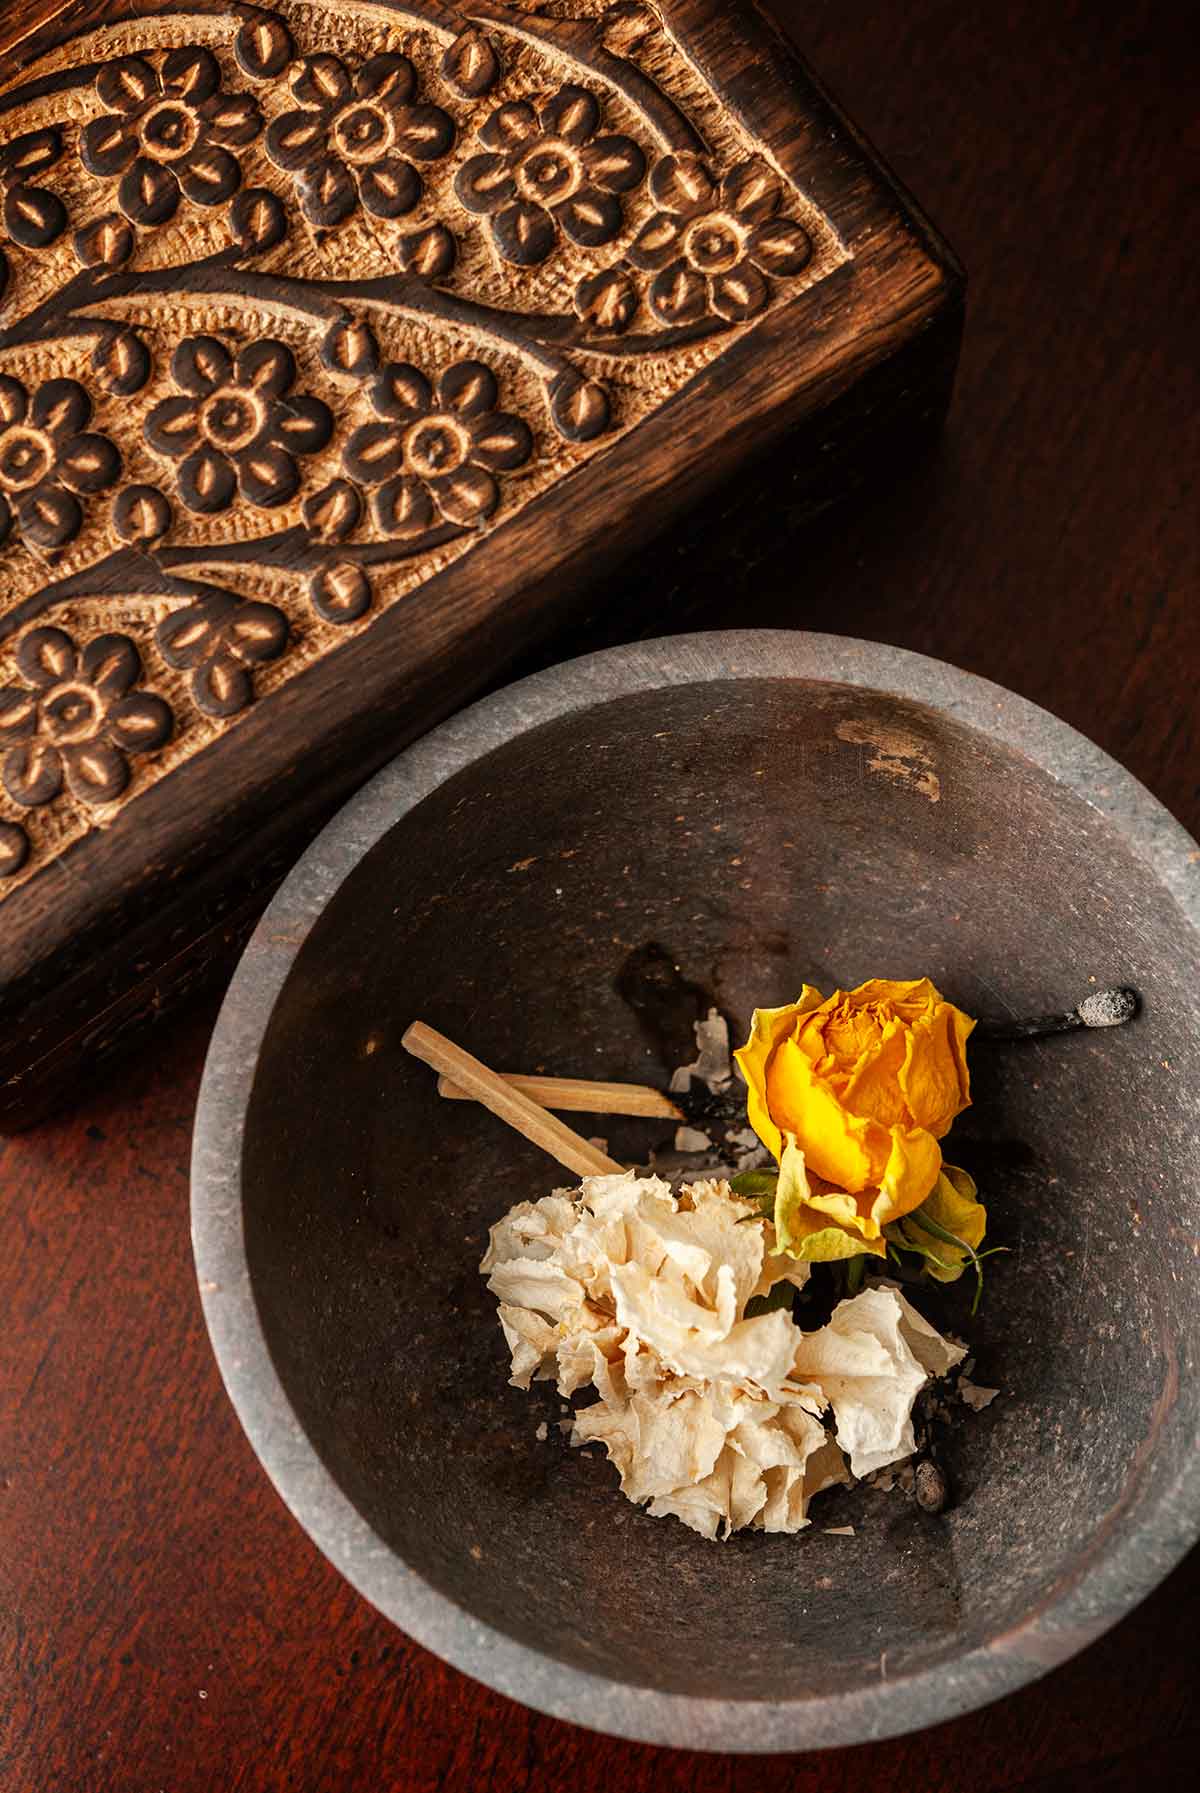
[2,0,1197,1787]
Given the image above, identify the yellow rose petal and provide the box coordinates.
[773,1136,885,1261]
[872,1123,942,1226]
[898,1005,968,1137]
[733,992,823,1162]
[840,1019,909,1129]
[894,1162,987,1283]
[767,1036,877,1192]
[849,977,939,1020]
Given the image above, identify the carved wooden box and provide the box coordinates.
[0,0,962,1126]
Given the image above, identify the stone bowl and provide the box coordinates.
[191,632,1200,1752]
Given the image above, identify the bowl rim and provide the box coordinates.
[191,629,1200,1753]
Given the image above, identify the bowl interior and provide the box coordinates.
[241,676,1198,1703]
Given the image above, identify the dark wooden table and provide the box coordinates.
[3,0,1197,1786]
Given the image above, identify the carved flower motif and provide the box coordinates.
[343,360,533,534]
[157,594,288,718]
[0,128,69,303]
[456,85,645,267]
[144,335,333,514]
[628,155,812,325]
[266,53,454,228]
[0,375,121,550]
[0,627,172,808]
[80,48,261,226]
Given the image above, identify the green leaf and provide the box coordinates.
[729,1170,779,1196]
[744,1280,797,1318]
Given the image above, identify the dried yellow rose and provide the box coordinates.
[734,978,975,1261]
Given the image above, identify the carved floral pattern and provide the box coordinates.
[456,86,645,266]
[144,335,333,513]
[0,626,172,806]
[0,128,68,302]
[628,155,812,325]
[80,49,262,225]
[0,376,120,549]
[157,593,288,717]
[343,358,533,532]
[0,1,844,885]
[265,54,455,228]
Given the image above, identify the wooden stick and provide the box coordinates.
[402,1022,625,1179]
[437,1071,683,1121]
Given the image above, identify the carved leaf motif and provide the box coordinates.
[178,146,242,208]
[442,28,501,100]
[321,317,379,381]
[710,263,767,322]
[178,446,236,513]
[575,268,639,334]
[549,370,611,443]
[373,474,433,537]
[73,212,135,270]
[303,478,362,541]
[92,329,151,398]
[236,443,299,508]
[118,158,179,227]
[195,657,252,717]
[310,561,371,623]
[4,185,67,249]
[112,484,171,543]
[398,223,456,278]
[57,431,121,494]
[18,485,82,549]
[230,186,287,250]
[234,12,295,81]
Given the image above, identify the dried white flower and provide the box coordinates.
[481,1173,962,1539]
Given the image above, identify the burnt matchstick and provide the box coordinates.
[436,988,1142,1121]
[973,986,1139,1043]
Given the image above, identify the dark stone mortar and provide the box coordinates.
[192,632,1200,1751]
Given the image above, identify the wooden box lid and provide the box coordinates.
[0,0,962,1125]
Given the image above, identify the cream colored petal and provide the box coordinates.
[497,1302,557,1388]
[791,1285,948,1477]
[486,1254,581,1322]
